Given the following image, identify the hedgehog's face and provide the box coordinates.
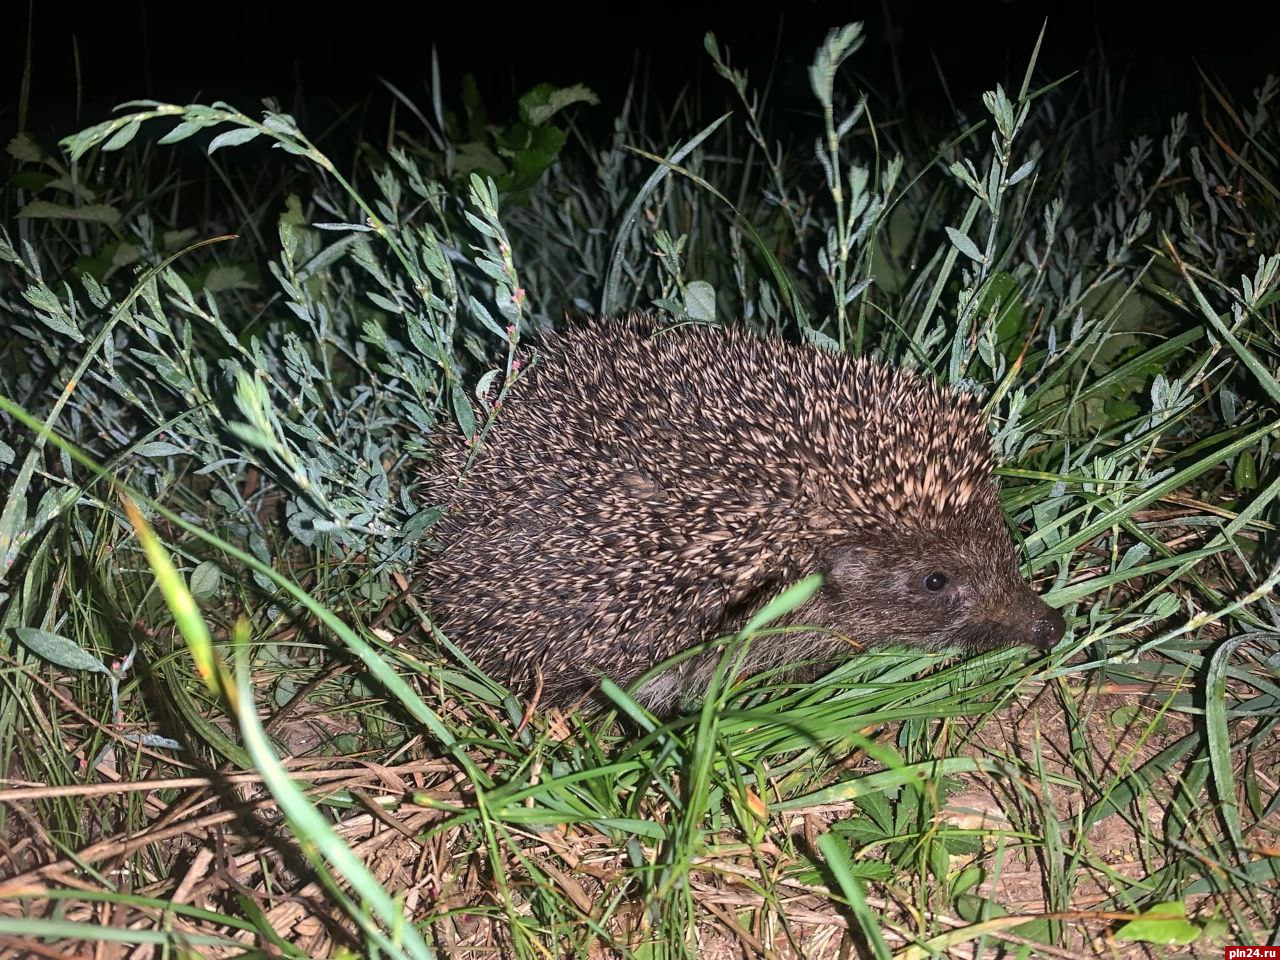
[816,527,1064,654]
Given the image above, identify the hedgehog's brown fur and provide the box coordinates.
[417,316,1064,712]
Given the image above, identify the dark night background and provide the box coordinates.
[6,1,1280,144]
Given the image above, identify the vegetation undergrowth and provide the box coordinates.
[1,21,1278,959]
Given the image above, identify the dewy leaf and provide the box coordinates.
[1007,158,1036,185]
[14,628,110,674]
[208,127,262,155]
[945,226,985,264]
[683,280,717,322]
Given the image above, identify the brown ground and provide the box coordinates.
[1,667,1275,959]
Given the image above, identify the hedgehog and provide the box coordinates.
[417,315,1064,712]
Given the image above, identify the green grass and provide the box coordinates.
[1,22,1278,960]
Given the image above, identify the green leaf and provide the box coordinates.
[500,124,567,191]
[208,127,262,154]
[818,832,891,960]
[17,201,121,226]
[101,120,141,151]
[8,172,56,190]
[979,270,1026,342]
[683,280,717,322]
[1006,158,1036,185]
[1233,450,1257,490]
[451,383,476,439]
[951,865,984,897]
[777,757,988,810]
[453,142,505,178]
[134,441,186,457]
[190,561,223,600]
[14,628,110,674]
[1205,638,1246,852]
[945,226,984,264]
[6,132,43,162]
[1113,901,1201,945]
[518,83,600,125]
[157,119,209,145]
[809,23,865,110]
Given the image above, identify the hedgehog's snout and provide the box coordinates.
[1028,599,1065,650]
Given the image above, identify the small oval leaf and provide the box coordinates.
[945,226,985,264]
[15,628,110,674]
[134,441,187,457]
[451,384,476,439]
[102,120,141,152]
[684,280,717,322]
[190,560,223,599]
[1006,158,1036,186]
[158,119,209,145]
[1113,901,1201,945]
[208,127,263,155]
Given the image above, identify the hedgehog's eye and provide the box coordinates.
[923,572,949,592]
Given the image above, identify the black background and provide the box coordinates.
[7,1,1280,142]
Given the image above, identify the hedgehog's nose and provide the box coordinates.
[1030,606,1065,650]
